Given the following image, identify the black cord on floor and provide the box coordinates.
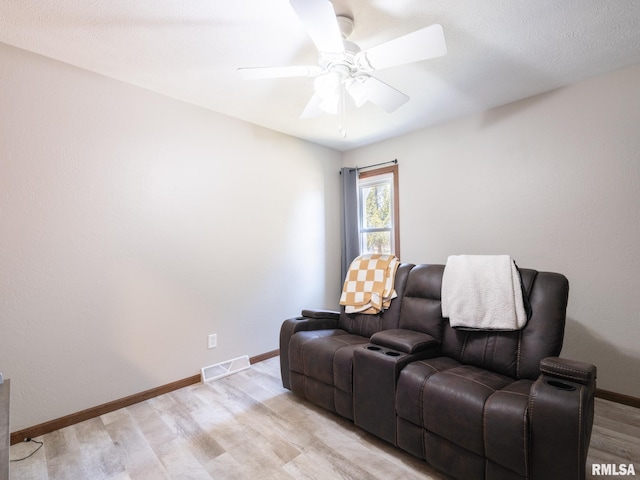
[10,438,44,462]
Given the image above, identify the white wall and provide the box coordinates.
[344,64,640,398]
[0,42,342,431]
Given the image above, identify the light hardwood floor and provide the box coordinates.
[10,357,640,480]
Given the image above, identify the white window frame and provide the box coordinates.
[357,165,400,258]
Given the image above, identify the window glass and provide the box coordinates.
[361,182,392,230]
[357,166,399,257]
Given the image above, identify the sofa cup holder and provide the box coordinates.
[544,379,576,391]
[365,345,402,357]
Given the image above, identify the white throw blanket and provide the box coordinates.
[441,255,527,330]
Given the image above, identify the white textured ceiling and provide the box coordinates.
[2,0,640,151]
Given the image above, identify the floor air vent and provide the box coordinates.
[201,355,250,382]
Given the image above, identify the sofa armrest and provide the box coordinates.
[539,357,596,385]
[529,357,597,480]
[279,310,341,389]
[300,309,341,321]
[370,329,440,355]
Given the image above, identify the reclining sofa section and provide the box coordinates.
[279,263,597,480]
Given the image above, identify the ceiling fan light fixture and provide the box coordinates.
[313,66,350,114]
[346,76,370,108]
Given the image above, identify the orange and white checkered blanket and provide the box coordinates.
[339,254,399,314]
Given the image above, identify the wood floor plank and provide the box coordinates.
[125,401,176,449]
[589,424,640,463]
[283,448,365,480]
[8,357,640,480]
[8,438,48,480]
[44,426,93,480]
[202,451,257,480]
[102,410,169,480]
[160,405,225,463]
[151,440,211,480]
[72,418,125,479]
[595,397,640,427]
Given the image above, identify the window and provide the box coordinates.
[357,165,400,258]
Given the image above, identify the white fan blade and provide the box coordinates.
[237,65,322,79]
[300,93,326,119]
[290,0,345,54]
[349,76,409,113]
[360,24,446,70]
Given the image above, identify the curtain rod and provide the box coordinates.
[340,159,398,174]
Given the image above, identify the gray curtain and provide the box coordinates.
[341,167,359,284]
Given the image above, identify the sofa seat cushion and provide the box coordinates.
[396,357,460,427]
[398,359,534,477]
[424,364,514,457]
[484,379,534,477]
[289,330,369,393]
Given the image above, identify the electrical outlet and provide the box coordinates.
[208,334,217,349]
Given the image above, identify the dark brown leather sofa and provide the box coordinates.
[279,263,597,480]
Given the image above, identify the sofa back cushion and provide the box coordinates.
[337,263,414,337]
[397,264,446,341]
[395,265,569,380]
[440,268,569,379]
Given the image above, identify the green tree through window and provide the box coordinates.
[363,182,391,253]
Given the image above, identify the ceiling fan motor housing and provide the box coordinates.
[336,15,354,39]
[319,40,361,75]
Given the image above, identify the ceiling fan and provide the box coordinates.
[237,0,447,128]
